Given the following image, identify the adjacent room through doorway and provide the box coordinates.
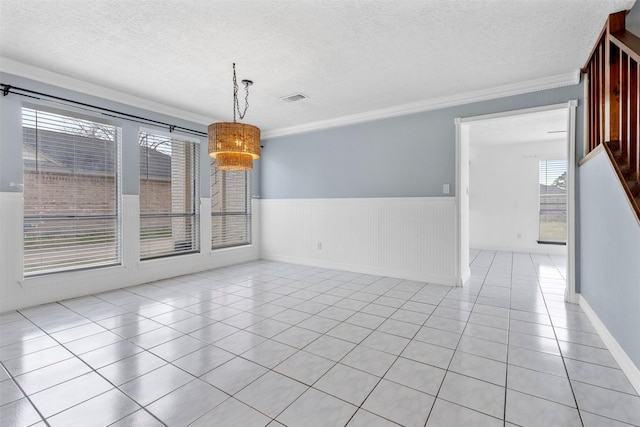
[456,103,577,301]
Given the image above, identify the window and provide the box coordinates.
[22,108,121,275]
[139,131,199,259]
[538,159,567,244]
[211,160,251,249]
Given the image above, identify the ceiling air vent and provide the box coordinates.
[279,93,308,102]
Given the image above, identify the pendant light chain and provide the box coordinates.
[233,63,250,122]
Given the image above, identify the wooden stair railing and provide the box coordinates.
[606,141,640,215]
[583,10,640,221]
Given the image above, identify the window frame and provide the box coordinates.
[138,128,201,260]
[210,159,252,250]
[537,158,568,246]
[21,105,123,276]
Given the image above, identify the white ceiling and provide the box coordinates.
[469,108,568,146]
[0,0,635,136]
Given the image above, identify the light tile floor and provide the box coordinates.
[1,250,639,426]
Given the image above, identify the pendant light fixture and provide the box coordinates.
[208,63,260,170]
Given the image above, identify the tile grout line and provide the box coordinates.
[16,303,170,427]
[57,293,274,425]
[171,273,411,425]
[66,268,335,426]
[425,249,500,426]
[529,252,584,427]
[269,275,426,426]
[503,251,512,427]
[3,256,636,427]
[340,277,435,426]
[4,259,491,426]
[182,269,373,424]
[0,357,52,427]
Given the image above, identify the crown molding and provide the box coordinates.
[262,70,580,139]
[0,57,213,126]
[1,58,580,139]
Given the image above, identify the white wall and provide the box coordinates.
[469,139,566,254]
[259,197,458,285]
[0,194,260,311]
[458,122,471,284]
[0,73,262,312]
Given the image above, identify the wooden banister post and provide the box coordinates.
[608,11,626,33]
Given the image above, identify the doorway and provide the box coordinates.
[455,101,578,303]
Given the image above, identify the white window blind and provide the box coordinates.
[22,108,121,275]
[539,159,567,243]
[211,160,251,249]
[139,131,199,259]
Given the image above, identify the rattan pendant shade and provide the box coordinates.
[208,122,260,170]
[208,63,261,171]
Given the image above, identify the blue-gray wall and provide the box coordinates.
[628,1,640,35]
[0,72,262,198]
[579,150,640,368]
[261,82,584,293]
[261,83,584,199]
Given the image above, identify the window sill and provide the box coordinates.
[537,240,567,246]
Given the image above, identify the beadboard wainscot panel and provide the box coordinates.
[259,197,457,285]
[0,192,24,309]
[0,195,260,311]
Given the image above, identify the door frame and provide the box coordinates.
[455,100,578,303]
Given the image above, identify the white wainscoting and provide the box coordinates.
[0,193,260,311]
[259,197,458,285]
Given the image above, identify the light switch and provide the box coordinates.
[443,184,450,194]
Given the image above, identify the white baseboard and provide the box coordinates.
[579,295,640,395]
[262,253,456,286]
[460,267,471,286]
[469,243,566,256]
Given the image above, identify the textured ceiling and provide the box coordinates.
[0,0,635,135]
[469,108,568,146]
